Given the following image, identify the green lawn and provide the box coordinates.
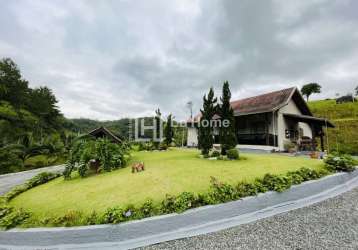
[10,148,324,218]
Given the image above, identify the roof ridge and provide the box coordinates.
[230,87,295,104]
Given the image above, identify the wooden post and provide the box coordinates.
[265,113,269,145]
[320,130,324,152]
[310,124,316,151]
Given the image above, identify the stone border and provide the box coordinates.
[1,169,357,249]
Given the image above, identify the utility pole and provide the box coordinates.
[186,101,193,119]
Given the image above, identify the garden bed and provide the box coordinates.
[2,149,327,227]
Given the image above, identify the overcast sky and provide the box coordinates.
[1,0,357,120]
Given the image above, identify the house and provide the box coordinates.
[88,126,122,144]
[187,87,334,152]
[336,95,356,104]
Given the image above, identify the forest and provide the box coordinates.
[0,58,186,174]
[0,58,77,174]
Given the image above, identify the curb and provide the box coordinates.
[0,165,65,178]
[1,169,358,249]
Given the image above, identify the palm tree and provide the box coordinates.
[5,134,49,165]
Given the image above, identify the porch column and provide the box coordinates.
[310,124,317,151]
[319,129,324,152]
[265,113,269,145]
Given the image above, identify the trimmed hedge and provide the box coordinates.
[4,172,61,202]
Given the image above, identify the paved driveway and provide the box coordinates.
[142,187,358,250]
[0,165,65,195]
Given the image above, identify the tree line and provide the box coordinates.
[0,58,74,174]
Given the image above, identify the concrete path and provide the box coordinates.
[0,165,65,195]
[142,187,358,250]
[0,169,357,250]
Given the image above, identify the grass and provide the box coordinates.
[10,149,324,219]
[308,99,358,154]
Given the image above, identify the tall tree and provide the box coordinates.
[155,108,162,141]
[164,114,174,145]
[198,87,217,155]
[301,83,321,101]
[0,58,29,108]
[355,85,358,96]
[218,81,237,155]
[27,86,61,129]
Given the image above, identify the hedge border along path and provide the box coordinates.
[1,168,357,250]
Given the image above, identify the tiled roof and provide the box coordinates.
[231,87,295,115]
[188,87,296,122]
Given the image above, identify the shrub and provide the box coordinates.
[286,171,304,185]
[0,148,23,174]
[195,193,211,206]
[324,153,356,172]
[226,148,239,160]
[235,182,259,198]
[101,206,125,224]
[160,194,177,214]
[84,211,100,225]
[296,167,321,181]
[0,204,12,220]
[261,173,292,192]
[27,172,60,188]
[284,142,296,152]
[253,179,269,193]
[209,177,237,203]
[152,141,160,150]
[0,209,30,229]
[210,151,221,158]
[63,157,75,179]
[52,210,83,227]
[4,172,60,201]
[174,192,197,212]
[122,204,137,220]
[65,138,130,179]
[139,199,157,217]
[78,162,88,177]
[159,142,168,151]
[4,185,28,201]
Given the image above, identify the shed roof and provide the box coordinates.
[283,113,335,128]
[88,126,122,143]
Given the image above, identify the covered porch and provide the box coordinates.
[282,113,335,152]
[235,113,278,147]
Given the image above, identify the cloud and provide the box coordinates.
[0,0,357,120]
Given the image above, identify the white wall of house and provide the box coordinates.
[276,99,313,151]
[187,126,198,147]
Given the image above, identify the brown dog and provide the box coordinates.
[132,162,145,173]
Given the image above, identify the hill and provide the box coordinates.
[69,118,131,138]
[308,99,358,155]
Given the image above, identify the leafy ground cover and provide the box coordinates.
[10,149,324,219]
